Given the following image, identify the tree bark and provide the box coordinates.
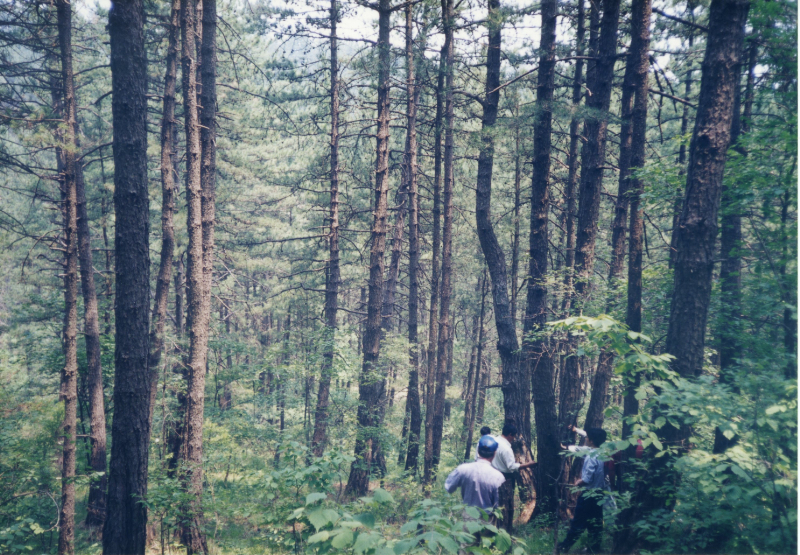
[425,43,446,409]
[148,0,180,432]
[55,6,79,551]
[424,0,455,486]
[345,0,392,496]
[463,272,487,461]
[615,2,749,551]
[402,0,423,473]
[103,0,151,552]
[312,0,341,458]
[178,0,212,550]
[524,0,560,520]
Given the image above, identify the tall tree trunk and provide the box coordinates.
[148,0,180,430]
[524,0,560,520]
[312,0,341,457]
[425,43,446,409]
[178,0,212,550]
[560,0,620,434]
[561,0,585,317]
[55,6,79,552]
[345,0,392,496]
[616,2,749,551]
[585,0,651,432]
[510,125,521,328]
[403,1,423,473]
[424,0,455,486]
[103,0,151,552]
[53,0,108,532]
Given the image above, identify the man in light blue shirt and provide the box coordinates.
[445,436,506,511]
[557,428,608,554]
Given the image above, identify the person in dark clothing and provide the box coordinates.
[557,428,608,554]
[480,426,491,437]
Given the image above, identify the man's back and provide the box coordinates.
[445,459,506,511]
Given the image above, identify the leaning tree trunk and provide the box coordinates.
[178,0,213,551]
[403,0,423,473]
[312,0,341,457]
[615,1,749,552]
[524,0,560,520]
[148,0,180,429]
[474,0,531,452]
[560,0,620,435]
[55,6,79,552]
[423,0,455,487]
[345,0,392,497]
[102,0,152,552]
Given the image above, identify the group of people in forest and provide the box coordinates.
[445,423,611,553]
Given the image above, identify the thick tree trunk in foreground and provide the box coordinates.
[346,0,392,496]
[403,1,423,473]
[148,0,180,429]
[524,0,560,520]
[55,7,79,552]
[424,0,455,487]
[178,0,213,550]
[615,2,749,551]
[312,0,341,457]
[103,1,151,552]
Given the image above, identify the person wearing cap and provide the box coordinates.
[445,435,506,512]
[491,422,536,533]
[557,427,608,554]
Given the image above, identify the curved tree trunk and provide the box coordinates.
[103,0,152,552]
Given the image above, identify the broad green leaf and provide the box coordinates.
[465,506,480,520]
[355,512,376,528]
[465,521,483,535]
[307,507,330,531]
[654,417,666,429]
[439,536,459,554]
[494,530,512,552]
[652,439,663,451]
[731,465,751,481]
[400,520,419,534]
[332,529,354,549]
[393,538,419,555]
[354,532,379,555]
[309,531,330,543]
[373,488,394,504]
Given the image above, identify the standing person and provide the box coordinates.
[557,428,608,554]
[445,436,506,513]
[492,423,536,532]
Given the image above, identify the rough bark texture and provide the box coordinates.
[561,0,620,439]
[345,0,391,496]
[463,273,487,461]
[473,0,530,453]
[425,43,445,409]
[312,0,341,457]
[403,1,423,473]
[424,0,455,486]
[148,0,180,430]
[55,6,79,551]
[561,0,585,317]
[524,0,560,520]
[179,0,212,550]
[103,0,152,552]
[54,0,108,532]
[615,1,749,551]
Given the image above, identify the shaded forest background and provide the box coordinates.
[0,0,796,553]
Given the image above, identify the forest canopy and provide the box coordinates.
[0,0,796,554]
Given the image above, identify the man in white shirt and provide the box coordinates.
[492,423,536,533]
